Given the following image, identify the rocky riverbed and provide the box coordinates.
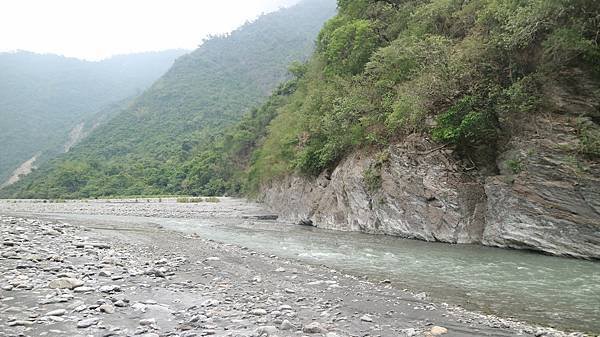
[0,201,591,337]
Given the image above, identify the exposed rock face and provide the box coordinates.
[261,72,600,259]
[482,71,600,259]
[262,134,487,244]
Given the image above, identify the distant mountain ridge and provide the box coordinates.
[0,49,187,185]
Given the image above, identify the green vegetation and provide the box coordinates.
[243,0,600,189]
[2,0,336,199]
[4,0,599,199]
[0,50,186,184]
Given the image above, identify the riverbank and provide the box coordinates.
[0,215,570,337]
[0,200,595,336]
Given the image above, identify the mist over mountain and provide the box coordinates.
[0,49,186,185]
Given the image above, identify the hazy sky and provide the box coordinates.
[0,0,300,61]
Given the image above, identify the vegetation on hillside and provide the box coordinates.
[0,50,185,183]
[4,0,599,199]
[1,0,336,199]
[244,0,600,190]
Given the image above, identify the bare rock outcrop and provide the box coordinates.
[262,135,487,244]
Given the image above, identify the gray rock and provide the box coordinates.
[303,322,325,334]
[280,319,294,330]
[251,308,268,316]
[77,317,100,328]
[360,314,373,322]
[99,304,115,314]
[140,318,156,326]
[99,285,121,293]
[45,309,67,316]
[8,320,34,326]
[48,277,84,289]
[255,325,279,336]
[74,286,95,293]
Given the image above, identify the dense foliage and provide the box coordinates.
[0,50,185,184]
[5,0,599,199]
[2,0,336,198]
[244,0,600,188]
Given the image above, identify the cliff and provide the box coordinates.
[261,71,600,259]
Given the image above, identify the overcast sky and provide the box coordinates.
[0,0,300,61]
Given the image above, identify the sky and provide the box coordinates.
[0,0,300,61]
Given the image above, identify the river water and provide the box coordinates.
[30,212,600,334]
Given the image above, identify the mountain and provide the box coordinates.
[0,50,186,185]
[3,0,337,198]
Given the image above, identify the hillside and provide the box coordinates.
[106,0,598,258]
[2,0,337,198]
[0,50,185,185]
[246,0,600,258]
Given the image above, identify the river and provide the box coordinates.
[25,211,599,334]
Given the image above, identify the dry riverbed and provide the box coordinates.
[0,200,589,337]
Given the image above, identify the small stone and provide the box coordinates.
[45,309,67,316]
[99,270,112,277]
[255,325,278,336]
[140,318,156,326]
[280,320,294,330]
[8,320,34,326]
[99,285,121,293]
[77,317,99,328]
[48,278,84,289]
[99,304,115,314]
[400,328,418,337]
[414,292,427,301]
[360,314,373,322]
[114,300,127,307]
[251,308,268,316]
[74,286,95,293]
[430,326,448,335]
[303,322,325,334]
[284,288,296,294]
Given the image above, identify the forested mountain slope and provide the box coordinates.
[2,0,336,198]
[0,50,185,185]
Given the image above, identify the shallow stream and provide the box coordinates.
[26,212,600,333]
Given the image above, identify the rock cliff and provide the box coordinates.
[260,72,600,260]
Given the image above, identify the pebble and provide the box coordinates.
[8,320,34,326]
[140,318,156,326]
[430,326,448,335]
[77,317,100,328]
[46,309,67,316]
[48,277,84,289]
[99,303,116,314]
[251,308,268,316]
[303,322,326,334]
[255,325,278,336]
[280,319,294,330]
[360,314,373,322]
